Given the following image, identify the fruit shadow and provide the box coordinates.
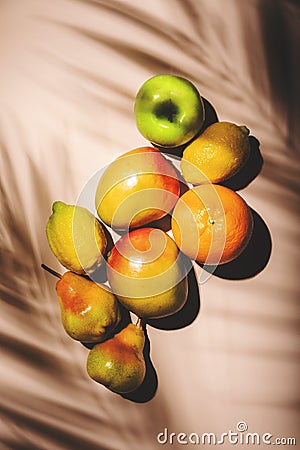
[121,323,158,403]
[87,224,115,284]
[146,263,201,330]
[201,97,220,130]
[221,136,264,191]
[199,209,272,280]
[153,97,219,158]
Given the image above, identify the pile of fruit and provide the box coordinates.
[43,75,254,395]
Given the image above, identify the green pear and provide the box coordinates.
[42,265,121,343]
[46,201,107,274]
[86,322,146,393]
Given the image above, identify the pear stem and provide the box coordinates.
[41,264,62,279]
[135,317,143,329]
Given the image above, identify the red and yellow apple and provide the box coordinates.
[95,147,180,230]
[106,227,188,318]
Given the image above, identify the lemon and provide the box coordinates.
[46,201,107,274]
[181,121,250,184]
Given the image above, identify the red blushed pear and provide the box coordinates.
[95,147,180,231]
[41,265,121,343]
[86,320,146,394]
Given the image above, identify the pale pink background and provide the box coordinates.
[0,1,299,449]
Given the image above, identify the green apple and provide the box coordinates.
[134,75,205,148]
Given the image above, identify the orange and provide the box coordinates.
[171,184,253,265]
[180,122,250,184]
[107,227,188,318]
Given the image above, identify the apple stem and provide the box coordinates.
[41,263,62,279]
